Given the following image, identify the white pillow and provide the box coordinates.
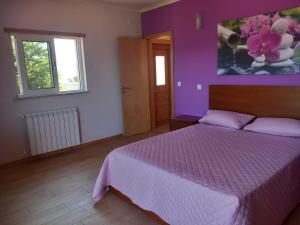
[244,117,300,137]
[199,110,255,129]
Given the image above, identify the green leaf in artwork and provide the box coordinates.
[281,7,300,21]
[293,42,300,64]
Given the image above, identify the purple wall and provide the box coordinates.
[142,0,300,116]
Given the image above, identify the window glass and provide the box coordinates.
[10,36,21,94]
[23,41,54,89]
[54,38,80,92]
[9,33,87,97]
[155,56,166,86]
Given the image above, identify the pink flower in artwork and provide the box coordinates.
[241,15,272,38]
[247,26,282,62]
[286,16,300,35]
[271,12,281,23]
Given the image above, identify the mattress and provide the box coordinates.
[93,124,300,225]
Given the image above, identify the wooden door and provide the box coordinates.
[118,37,151,136]
[152,44,171,126]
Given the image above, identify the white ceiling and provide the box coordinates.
[92,0,178,11]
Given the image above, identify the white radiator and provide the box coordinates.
[24,107,81,156]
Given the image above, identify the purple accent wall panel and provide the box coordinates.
[142,0,300,116]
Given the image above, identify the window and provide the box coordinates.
[155,56,166,86]
[10,33,87,97]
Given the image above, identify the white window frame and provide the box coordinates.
[11,33,87,98]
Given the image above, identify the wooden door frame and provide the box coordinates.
[144,31,174,130]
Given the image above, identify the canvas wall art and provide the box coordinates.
[218,6,300,75]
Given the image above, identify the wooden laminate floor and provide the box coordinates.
[0,126,299,225]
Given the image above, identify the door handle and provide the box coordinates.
[122,87,132,90]
[121,86,133,93]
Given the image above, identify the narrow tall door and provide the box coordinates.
[152,44,171,126]
[118,37,151,136]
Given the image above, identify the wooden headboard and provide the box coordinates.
[209,85,300,120]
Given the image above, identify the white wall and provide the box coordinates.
[0,0,141,164]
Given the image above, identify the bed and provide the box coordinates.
[93,85,300,225]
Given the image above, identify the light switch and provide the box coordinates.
[177,81,182,87]
[197,84,202,91]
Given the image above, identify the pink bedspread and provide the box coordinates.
[93,124,300,225]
